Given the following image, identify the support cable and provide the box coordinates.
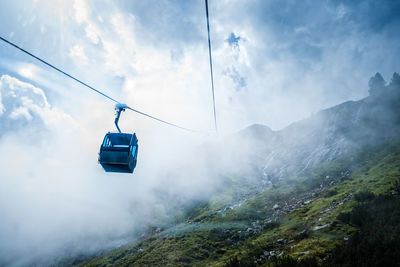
[0,36,202,133]
[205,0,218,133]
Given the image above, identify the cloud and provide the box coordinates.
[69,44,89,65]
[0,75,76,134]
[1,74,50,114]
[100,13,137,76]
[17,63,37,79]
[223,66,247,91]
[85,23,101,45]
[73,0,89,25]
[0,84,4,116]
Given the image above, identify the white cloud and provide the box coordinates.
[101,14,138,76]
[2,75,49,108]
[85,23,101,44]
[0,75,76,131]
[73,0,89,25]
[18,64,37,79]
[111,13,135,44]
[0,80,4,116]
[69,44,89,65]
[40,24,46,33]
[9,103,33,121]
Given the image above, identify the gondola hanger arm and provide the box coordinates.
[114,103,128,133]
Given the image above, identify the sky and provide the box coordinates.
[0,0,399,265]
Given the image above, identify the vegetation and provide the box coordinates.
[328,193,400,267]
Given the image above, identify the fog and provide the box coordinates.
[0,74,223,266]
[0,0,399,266]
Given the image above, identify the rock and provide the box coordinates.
[313,223,331,231]
[270,251,276,256]
[276,239,285,245]
[273,204,280,210]
[321,208,332,214]
[297,251,310,257]
[295,229,309,240]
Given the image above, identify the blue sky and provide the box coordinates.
[0,0,399,265]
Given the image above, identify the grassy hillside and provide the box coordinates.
[80,139,400,267]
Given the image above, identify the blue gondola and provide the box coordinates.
[98,104,139,173]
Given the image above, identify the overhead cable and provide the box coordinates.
[205,0,218,133]
[0,36,202,133]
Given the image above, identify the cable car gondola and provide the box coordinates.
[98,104,139,173]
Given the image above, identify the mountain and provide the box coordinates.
[78,73,400,266]
[221,72,400,183]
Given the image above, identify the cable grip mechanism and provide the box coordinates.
[114,103,128,133]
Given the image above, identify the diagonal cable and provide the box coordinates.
[0,36,120,104]
[0,35,203,133]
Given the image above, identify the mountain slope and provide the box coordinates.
[213,72,400,183]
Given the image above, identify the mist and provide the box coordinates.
[0,74,224,266]
[0,0,399,266]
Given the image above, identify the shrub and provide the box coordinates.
[354,191,375,202]
[391,177,400,194]
[225,255,255,267]
[326,194,400,267]
[324,189,338,198]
